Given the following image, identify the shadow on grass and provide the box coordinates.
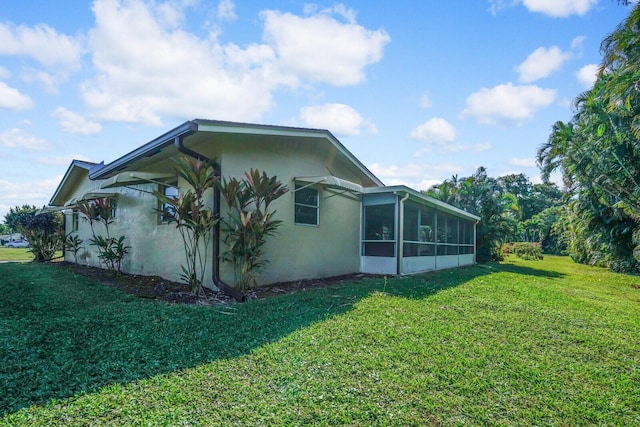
[1,261,500,414]
[496,262,566,279]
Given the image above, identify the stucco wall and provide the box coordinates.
[194,136,364,286]
[64,175,209,285]
[63,133,366,289]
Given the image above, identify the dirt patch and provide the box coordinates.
[52,262,379,305]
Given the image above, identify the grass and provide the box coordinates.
[1,256,638,425]
[0,248,33,261]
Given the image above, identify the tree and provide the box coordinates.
[4,205,37,234]
[536,4,640,272]
[427,167,520,262]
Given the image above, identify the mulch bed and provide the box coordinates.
[52,261,378,305]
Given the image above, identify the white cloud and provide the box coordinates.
[522,0,598,17]
[81,0,389,126]
[571,35,586,51]
[217,0,237,21]
[474,142,493,152]
[52,107,102,135]
[260,8,390,86]
[576,63,599,89]
[0,82,33,110]
[368,162,464,191]
[0,22,83,68]
[462,82,556,126]
[509,157,537,167]
[419,92,432,108]
[0,127,49,151]
[488,0,519,15]
[35,154,93,166]
[410,118,456,143]
[299,103,376,136]
[517,46,572,83]
[0,176,62,217]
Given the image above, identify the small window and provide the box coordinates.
[110,199,118,219]
[159,184,179,223]
[295,184,319,225]
[71,210,79,231]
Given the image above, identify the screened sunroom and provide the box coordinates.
[361,186,480,275]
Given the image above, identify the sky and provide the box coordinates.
[0,0,635,220]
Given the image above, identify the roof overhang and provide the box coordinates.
[88,119,384,188]
[364,185,481,222]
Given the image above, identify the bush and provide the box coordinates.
[502,242,543,260]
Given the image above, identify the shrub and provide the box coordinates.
[15,211,64,262]
[219,169,288,291]
[502,242,543,260]
[153,157,219,295]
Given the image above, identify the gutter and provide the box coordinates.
[174,134,247,302]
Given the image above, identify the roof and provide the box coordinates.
[364,185,481,221]
[49,160,98,207]
[89,119,384,188]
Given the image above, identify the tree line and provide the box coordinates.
[427,2,640,273]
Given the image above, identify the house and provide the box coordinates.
[47,119,480,293]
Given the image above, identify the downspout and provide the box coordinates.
[397,192,410,275]
[174,136,247,302]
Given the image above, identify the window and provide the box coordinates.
[72,209,79,231]
[159,184,179,223]
[294,184,319,225]
[110,199,118,219]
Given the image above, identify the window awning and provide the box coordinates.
[35,206,69,215]
[295,176,364,193]
[99,171,176,189]
[63,191,118,207]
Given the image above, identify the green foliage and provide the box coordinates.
[153,156,219,294]
[13,210,63,262]
[1,257,639,425]
[219,169,288,290]
[76,198,129,273]
[63,234,83,264]
[3,205,37,234]
[536,6,640,272]
[502,242,543,260]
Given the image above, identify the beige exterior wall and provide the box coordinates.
[63,134,366,289]
[194,136,364,285]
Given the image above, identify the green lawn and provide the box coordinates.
[1,256,638,426]
[0,248,33,261]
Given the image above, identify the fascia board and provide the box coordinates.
[89,120,198,180]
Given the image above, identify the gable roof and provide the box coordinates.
[49,160,98,207]
[88,119,384,188]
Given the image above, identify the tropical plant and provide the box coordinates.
[14,210,64,262]
[426,167,522,262]
[76,197,130,273]
[153,156,219,295]
[536,5,640,272]
[64,234,83,264]
[218,169,288,291]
